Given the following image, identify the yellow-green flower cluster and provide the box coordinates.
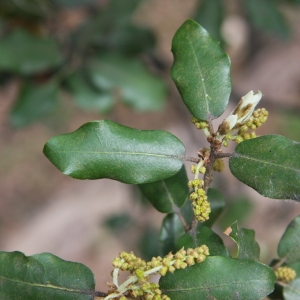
[190,117,208,130]
[109,246,209,300]
[274,266,296,283]
[188,177,211,222]
[223,108,269,145]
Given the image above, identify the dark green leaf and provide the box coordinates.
[160,256,276,300]
[43,120,185,184]
[278,216,300,264]
[203,188,225,227]
[138,165,188,213]
[228,221,260,260]
[0,251,95,300]
[194,0,224,41]
[160,214,185,256]
[67,72,113,113]
[177,224,229,257]
[88,54,166,111]
[10,81,59,127]
[170,19,231,120]
[245,0,290,38]
[0,29,63,75]
[229,135,300,200]
[283,278,300,300]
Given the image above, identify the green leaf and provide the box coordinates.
[43,120,185,184]
[177,224,229,257]
[160,213,185,256]
[194,0,224,41]
[67,72,114,113]
[229,135,300,200]
[244,0,290,38]
[88,54,166,111]
[283,278,300,300]
[228,221,260,260]
[160,256,276,300]
[10,81,59,127]
[170,19,231,120]
[278,216,300,264]
[0,251,95,300]
[138,165,188,213]
[0,29,63,75]
[203,188,225,227]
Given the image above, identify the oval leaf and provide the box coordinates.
[160,256,276,300]
[43,120,185,184]
[171,19,231,120]
[138,165,188,213]
[278,215,300,264]
[0,251,95,300]
[228,221,260,260]
[229,135,300,200]
[177,224,229,257]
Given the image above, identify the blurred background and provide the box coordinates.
[0,0,300,291]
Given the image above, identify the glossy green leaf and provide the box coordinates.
[203,188,225,227]
[10,81,59,127]
[171,19,231,120]
[283,278,300,300]
[67,72,113,113]
[245,0,290,38]
[160,214,185,256]
[88,54,166,111]
[229,135,300,200]
[229,221,260,260]
[0,251,95,300]
[0,29,63,75]
[138,165,188,213]
[43,120,185,184]
[278,216,300,264]
[160,256,276,300]
[177,224,229,257]
[194,0,224,41]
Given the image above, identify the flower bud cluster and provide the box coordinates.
[274,266,296,283]
[188,176,211,222]
[190,117,210,137]
[109,246,209,300]
[190,117,208,130]
[222,107,269,145]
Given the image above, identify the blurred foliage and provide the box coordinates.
[0,0,167,127]
[193,0,299,41]
[0,0,299,128]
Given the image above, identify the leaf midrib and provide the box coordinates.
[0,275,93,295]
[52,150,184,159]
[234,153,300,174]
